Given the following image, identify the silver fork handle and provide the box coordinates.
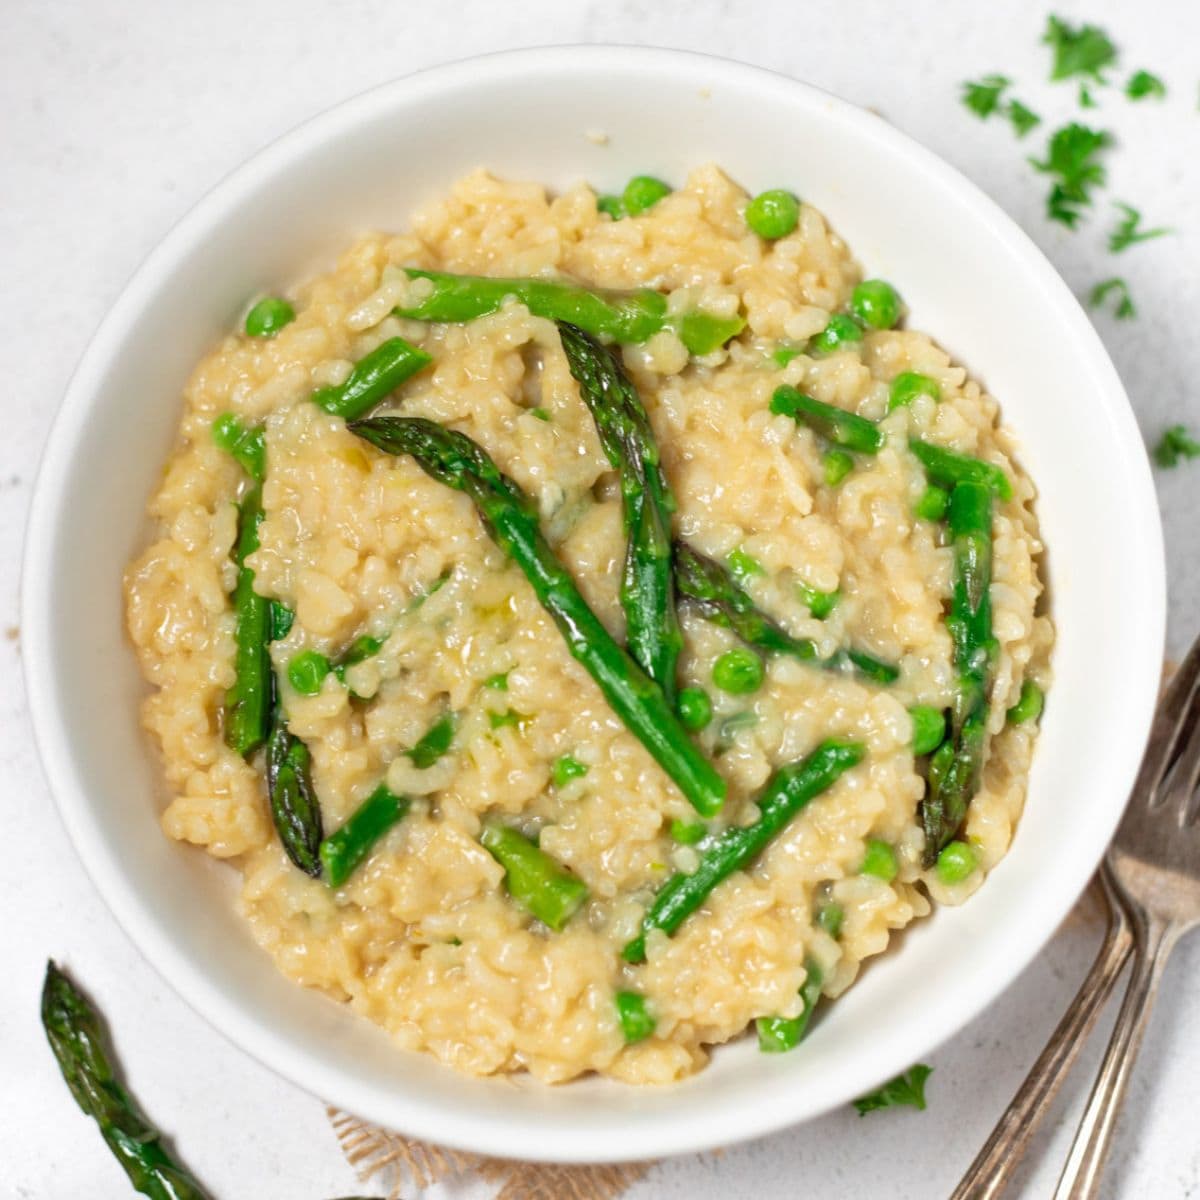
[1053,912,1182,1199]
[949,871,1133,1200]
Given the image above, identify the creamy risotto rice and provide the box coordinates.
[125,165,1052,1084]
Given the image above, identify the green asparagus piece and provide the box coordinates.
[558,321,681,701]
[770,386,885,454]
[320,784,411,887]
[211,414,265,481]
[407,711,457,768]
[266,716,324,877]
[269,601,295,641]
[223,485,272,757]
[623,739,865,962]
[614,990,656,1043]
[756,958,823,1053]
[920,482,995,863]
[480,822,589,930]
[41,962,211,1199]
[1007,679,1045,724]
[312,336,432,421]
[673,542,899,684]
[673,541,819,660]
[908,438,1013,501]
[350,416,727,816]
[396,269,745,356]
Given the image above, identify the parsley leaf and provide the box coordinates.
[1108,202,1172,252]
[1154,426,1200,469]
[853,1064,933,1116]
[1006,99,1042,137]
[1043,15,1118,84]
[1030,123,1114,228]
[962,74,1011,119]
[1078,85,1097,108]
[1126,70,1167,100]
[1089,277,1136,320]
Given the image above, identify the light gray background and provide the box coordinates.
[2,2,1197,1197]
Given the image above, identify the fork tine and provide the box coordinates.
[1173,693,1200,827]
[1135,633,1200,808]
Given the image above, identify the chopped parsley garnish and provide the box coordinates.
[1126,70,1167,101]
[1154,426,1200,469]
[1006,99,1042,137]
[1029,123,1113,228]
[1107,202,1171,253]
[1042,15,1118,85]
[1089,277,1136,320]
[962,74,1010,119]
[853,1064,933,1116]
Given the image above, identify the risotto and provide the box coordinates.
[124,165,1052,1084]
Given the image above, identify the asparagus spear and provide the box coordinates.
[223,485,272,756]
[312,336,432,421]
[557,321,681,702]
[266,716,324,876]
[407,711,457,768]
[672,542,899,683]
[770,386,885,454]
[211,414,265,481]
[396,269,745,356]
[623,739,865,962]
[480,822,590,930]
[673,541,819,660]
[320,783,411,887]
[756,957,823,1053]
[41,962,211,1200]
[350,416,727,817]
[908,438,1013,502]
[920,481,995,862]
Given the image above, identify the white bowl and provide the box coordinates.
[23,45,1165,1163]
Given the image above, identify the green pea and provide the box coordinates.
[823,450,855,487]
[614,990,656,1043]
[936,840,978,884]
[483,671,510,691]
[796,582,839,620]
[596,194,626,220]
[728,547,764,583]
[244,296,296,338]
[772,344,805,367]
[745,189,801,239]
[817,901,844,939]
[622,175,672,216]
[676,686,714,732]
[287,650,331,695]
[809,314,864,357]
[860,838,899,882]
[850,280,902,330]
[914,484,949,522]
[669,818,707,845]
[552,755,589,788]
[712,648,765,694]
[889,371,941,411]
[1007,680,1045,725]
[908,705,946,756]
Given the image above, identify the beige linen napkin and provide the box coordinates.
[329,1108,651,1199]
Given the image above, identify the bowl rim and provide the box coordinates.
[22,43,1166,1163]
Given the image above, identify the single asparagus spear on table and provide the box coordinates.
[480,822,590,930]
[395,268,745,356]
[41,962,212,1200]
[623,738,865,962]
[349,415,727,817]
[920,480,996,862]
[557,320,682,703]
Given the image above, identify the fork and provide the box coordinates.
[952,634,1200,1199]
[1051,633,1200,1198]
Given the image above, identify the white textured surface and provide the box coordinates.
[2,2,1197,1197]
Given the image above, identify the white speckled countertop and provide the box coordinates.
[3,2,1198,1196]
